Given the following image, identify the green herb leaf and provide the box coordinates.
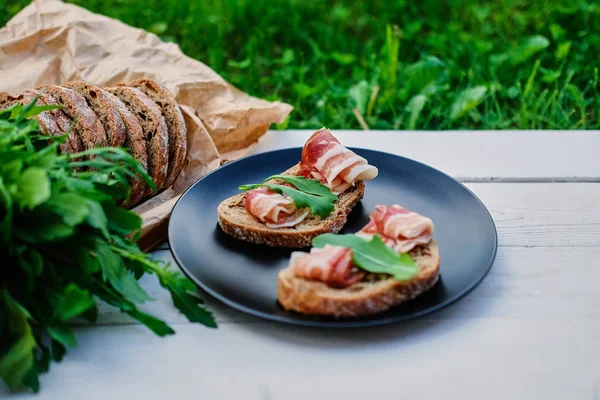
[126,309,175,336]
[267,184,333,217]
[12,167,51,209]
[85,200,109,238]
[239,175,337,218]
[45,192,90,226]
[93,241,150,303]
[53,283,95,320]
[102,201,142,237]
[47,323,77,348]
[264,175,338,200]
[0,290,36,391]
[312,234,418,280]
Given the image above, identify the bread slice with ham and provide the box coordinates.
[277,240,439,318]
[277,204,439,318]
[217,128,376,247]
[217,164,365,248]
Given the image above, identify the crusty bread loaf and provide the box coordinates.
[106,86,169,194]
[63,81,126,148]
[123,78,187,186]
[0,90,82,154]
[37,85,107,151]
[217,164,365,248]
[103,90,149,207]
[277,240,440,318]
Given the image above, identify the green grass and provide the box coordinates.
[2,0,600,130]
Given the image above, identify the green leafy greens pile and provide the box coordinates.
[0,101,215,393]
[239,174,338,217]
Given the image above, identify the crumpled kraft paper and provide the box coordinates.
[0,0,293,251]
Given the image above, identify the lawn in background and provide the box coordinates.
[2,0,599,130]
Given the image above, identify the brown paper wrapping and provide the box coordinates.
[0,0,293,251]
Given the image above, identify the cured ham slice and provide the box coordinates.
[290,245,364,288]
[245,187,309,228]
[299,128,378,194]
[356,205,434,253]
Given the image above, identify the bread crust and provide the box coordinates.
[277,240,440,317]
[0,90,81,154]
[124,78,187,187]
[103,90,149,208]
[63,81,127,148]
[106,86,169,194]
[37,85,107,151]
[217,164,365,248]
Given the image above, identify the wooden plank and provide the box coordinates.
[4,184,599,397]
[7,310,599,399]
[250,130,600,181]
[83,183,600,326]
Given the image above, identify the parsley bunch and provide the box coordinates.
[0,100,216,393]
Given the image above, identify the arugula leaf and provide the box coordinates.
[313,234,418,280]
[12,167,51,209]
[45,192,90,226]
[239,174,338,218]
[0,290,36,391]
[93,240,150,303]
[264,175,338,200]
[47,323,77,348]
[268,184,334,217]
[52,283,95,320]
[85,200,109,238]
[126,309,175,336]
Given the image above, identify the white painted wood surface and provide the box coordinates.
[3,130,600,400]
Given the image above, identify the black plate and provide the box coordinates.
[168,148,497,328]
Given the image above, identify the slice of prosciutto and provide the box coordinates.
[245,186,309,228]
[356,204,434,253]
[289,245,364,288]
[299,128,378,194]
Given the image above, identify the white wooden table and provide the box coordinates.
[3,130,600,399]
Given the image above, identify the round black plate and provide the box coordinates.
[168,148,497,328]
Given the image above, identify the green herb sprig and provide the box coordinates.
[313,234,418,280]
[0,100,215,393]
[239,174,337,218]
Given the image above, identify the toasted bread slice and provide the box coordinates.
[217,164,365,248]
[277,240,440,318]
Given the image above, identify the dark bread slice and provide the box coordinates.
[217,164,365,248]
[63,81,126,148]
[277,240,440,318]
[123,79,187,187]
[0,90,82,154]
[37,85,107,151]
[103,91,148,207]
[106,86,169,194]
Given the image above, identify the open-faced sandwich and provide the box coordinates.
[277,204,439,317]
[217,128,378,247]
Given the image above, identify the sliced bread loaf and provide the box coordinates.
[103,91,149,207]
[0,90,82,154]
[124,78,187,186]
[217,164,365,248]
[37,85,107,151]
[106,86,169,194]
[62,81,126,148]
[277,240,440,317]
